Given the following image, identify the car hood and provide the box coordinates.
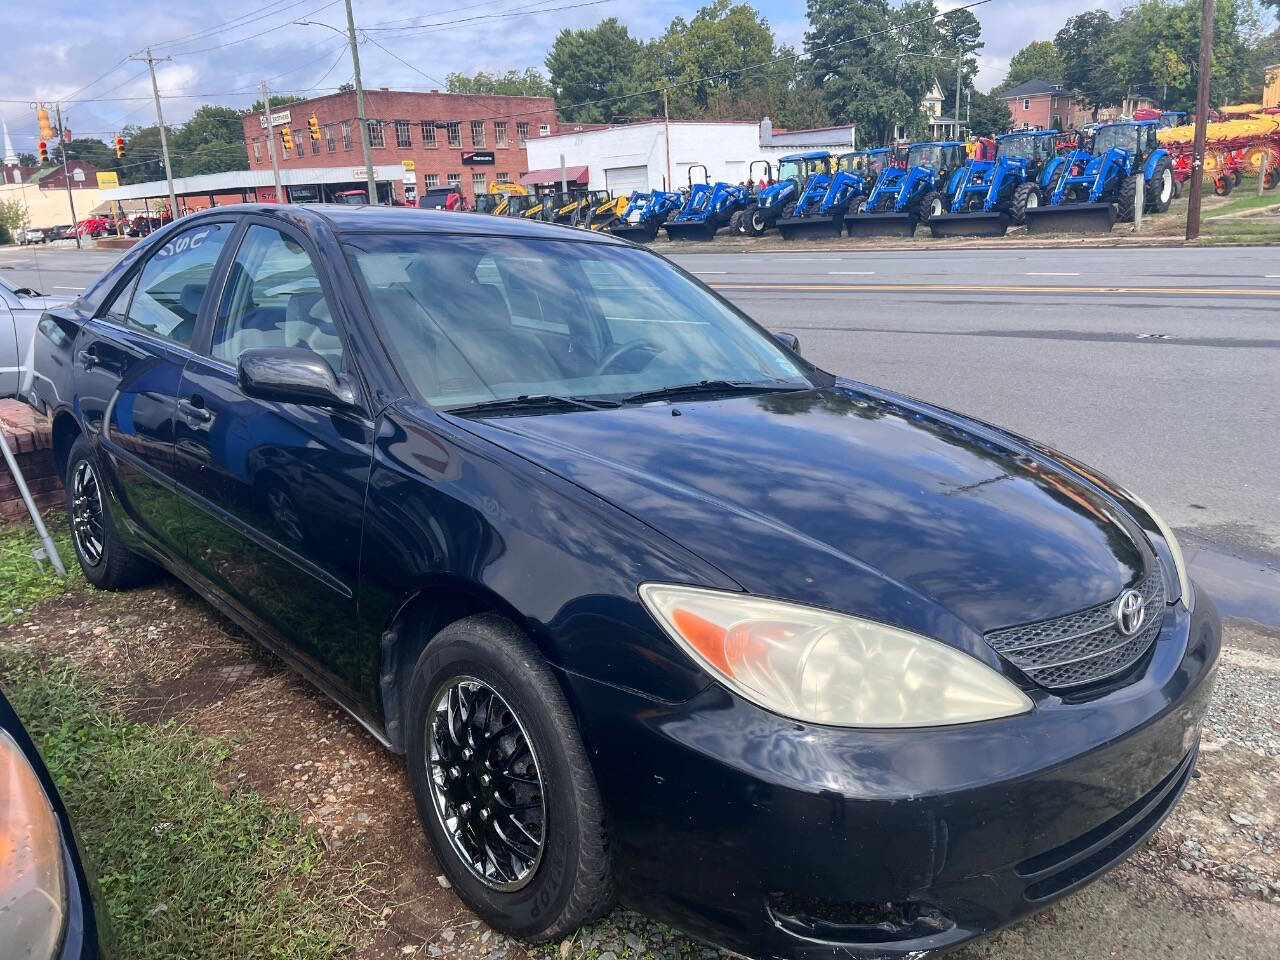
[17,294,74,310]
[453,384,1151,637]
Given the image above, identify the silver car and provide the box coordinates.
[18,227,46,245]
[1,275,73,399]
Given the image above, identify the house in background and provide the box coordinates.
[998,79,1088,131]
[894,80,961,141]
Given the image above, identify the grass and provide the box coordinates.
[0,519,369,958]
[1198,219,1280,245]
[0,511,81,624]
[1203,190,1280,220]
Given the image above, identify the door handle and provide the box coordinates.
[178,396,212,423]
[78,346,99,370]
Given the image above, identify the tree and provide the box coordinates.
[446,68,554,97]
[804,0,941,145]
[1055,11,1121,116]
[176,141,248,177]
[1000,40,1065,91]
[118,125,169,185]
[247,94,305,114]
[17,152,36,167]
[936,6,983,110]
[0,198,29,244]
[62,137,119,172]
[967,89,1013,137]
[777,82,832,129]
[546,18,649,122]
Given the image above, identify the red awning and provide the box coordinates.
[520,165,589,187]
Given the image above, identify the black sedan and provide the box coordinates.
[27,205,1218,958]
[0,687,107,958]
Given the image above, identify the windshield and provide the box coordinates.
[777,159,804,182]
[1092,125,1138,156]
[344,235,812,410]
[907,144,944,169]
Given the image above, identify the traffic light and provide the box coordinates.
[37,140,48,164]
[114,136,125,160]
[281,127,294,152]
[36,106,53,141]
[308,114,321,142]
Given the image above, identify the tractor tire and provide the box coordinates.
[1213,175,1232,197]
[729,209,746,235]
[780,201,798,220]
[873,194,896,213]
[1265,169,1279,191]
[1232,169,1243,188]
[747,205,770,235]
[1009,182,1041,225]
[1146,157,1174,213]
[918,191,948,221]
[846,196,866,217]
[1116,174,1140,223]
[1172,177,1183,200]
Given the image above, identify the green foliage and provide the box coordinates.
[936,6,984,109]
[967,89,1014,137]
[447,68,554,97]
[17,151,36,167]
[546,18,649,122]
[1001,41,1065,91]
[1055,10,1121,115]
[0,652,363,959]
[0,513,79,622]
[0,198,30,241]
[246,93,305,115]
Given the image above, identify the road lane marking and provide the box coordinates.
[690,270,727,274]
[828,271,876,275]
[53,285,81,290]
[710,282,1280,297]
[1026,272,1081,276]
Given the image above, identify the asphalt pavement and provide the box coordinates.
[3,242,1277,625]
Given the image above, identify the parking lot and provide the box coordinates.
[2,241,1278,958]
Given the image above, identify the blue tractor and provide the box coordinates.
[776,148,891,239]
[730,153,832,237]
[608,189,684,242]
[662,164,751,241]
[1026,120,1174,234]
[845,140,968,238]
[928,130,1061,237]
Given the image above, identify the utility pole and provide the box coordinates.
[662,87,672,191]
[53,105,81,250]
[130,49,178,220]
[1186,0,1215,241]
[260,80,286,204]
[344,0,378,204]
[954,53,963,140]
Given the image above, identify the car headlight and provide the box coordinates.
[1122,493,1193,608]
[639,584,1033,727]
[0,730,66,960]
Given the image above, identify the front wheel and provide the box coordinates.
[64,435,158,589]
[917,191,948,221]
[1213,174,1233,197]
[405,614,614,942]
[1009,182,1041,225]
[748,205,769,235]
[1147,158,1174,213]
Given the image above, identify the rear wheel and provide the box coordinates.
[1009,183,1041,225]
[1232,169,1243,188]
[64,435,158,589]
[1147,158,1174,213]
[1116,174,1140,222]
[780,201,797,220]
[405,615,614,942]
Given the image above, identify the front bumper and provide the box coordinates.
[564,592,1220,959]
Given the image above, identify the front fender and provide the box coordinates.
[1144,148,1169,180]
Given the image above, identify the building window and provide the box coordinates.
[539,123,551,137]
[425,173,439,188]
[447,122,461,147]
[1023,98,1031,111]
[472,172,486,192]
[367,119,385,148]
[341,120,352,150]
[447,173,460,186]
[421,121,437,148]
[517,122,529,146]
[311,135,320,155]
[495,121,509,147]
[252,139,261,162]
[294,131,304,158]
[395,119,412,148]
[496,172,510,184]
[324,124,335,153]
[1022,122,1033,130]
[470,120,486,148]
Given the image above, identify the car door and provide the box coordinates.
[73,220,234,562]
[173,219,374,694]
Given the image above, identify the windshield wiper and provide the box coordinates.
[444,394,621,416]
[620,379,801,405]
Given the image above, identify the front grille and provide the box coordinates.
[986,567,1166,690]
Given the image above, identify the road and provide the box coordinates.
[4,242,1278,624]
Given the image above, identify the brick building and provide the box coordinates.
[240,89,557,204]
[999,79,1089,132]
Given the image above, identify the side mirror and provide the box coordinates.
[773,331,801,355]
[237,347,357,409]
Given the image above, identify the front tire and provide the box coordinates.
[1147,158,1174,213]
[917,190,948,221]
[1116,174,1140,222]
[64,435,157,589]
[1009,182,1041,225]
[405,614,614,942]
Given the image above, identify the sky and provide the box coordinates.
[0,0,1150,153]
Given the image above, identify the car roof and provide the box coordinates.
[180,203,630,246]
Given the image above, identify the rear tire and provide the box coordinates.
[1147,158,1174,213]
[748,205,769,236]
[1009,183,1041,225]
[1116,174,1139,222]
[404,614,614,942]
[64,435,158,589]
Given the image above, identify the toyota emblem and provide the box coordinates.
[1113,589,1146,637]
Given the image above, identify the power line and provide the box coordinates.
[364,0,617,33]
[146,0,322,51]
[163,0,342,56]
[360,34,448,89]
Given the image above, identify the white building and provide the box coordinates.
[525,118,858,193]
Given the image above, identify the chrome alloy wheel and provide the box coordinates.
[70,460,105,566]
[427,677,546,890]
